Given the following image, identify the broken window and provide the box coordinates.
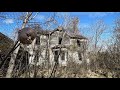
[54,51,59,63]
[36,36,40,45]
[77,40,81,47]
[59,37,62,44]
[78,51,82,61]
[61,51,65,60]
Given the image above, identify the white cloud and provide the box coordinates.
[3,19,14,24]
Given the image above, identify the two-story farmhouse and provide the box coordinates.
[31,27,88,66]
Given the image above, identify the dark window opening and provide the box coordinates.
[59,37,62,44]
[34,51,39,63]
[78,52,82,61]
[0,54,3,61]
[61,51,65,60]
[54,51,59,63]
[77,40,81,47]
[36,36,40,45]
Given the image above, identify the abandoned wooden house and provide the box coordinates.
[0,27,88,71]
[26,27,88,66]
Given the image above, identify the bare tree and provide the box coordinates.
[91,20,107,50]
[114,17,120,51]
[6,12,37,78]
[87,20,107,72]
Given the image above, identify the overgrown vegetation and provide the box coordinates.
[0,12,120,78]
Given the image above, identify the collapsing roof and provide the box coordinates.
[67,33,87,39]
[0,32,13,43]
[37,30,51,35]
[35,27,87,40]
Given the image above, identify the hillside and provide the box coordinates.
[0,32,14,55]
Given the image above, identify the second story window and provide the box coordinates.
[61,51,65,61]
[77,40,81,47]
[54,50,59,63]
[59,37,62,44]
[36,36,40,45]
[78,51,82,61]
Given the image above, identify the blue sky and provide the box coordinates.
[0,12,120,45]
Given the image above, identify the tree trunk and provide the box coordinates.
[6,12,32,78]
[6,42,20,78]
